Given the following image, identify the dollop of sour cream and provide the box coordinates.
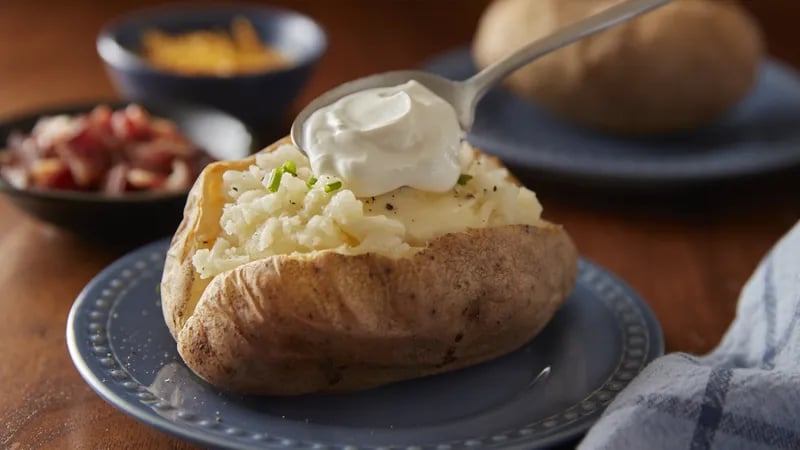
[302,80,462,197]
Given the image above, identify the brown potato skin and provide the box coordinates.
[473,0,763,134]
[161,155,255,338]
[161,140,578,395]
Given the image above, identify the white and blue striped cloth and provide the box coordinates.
[580,220,800,450]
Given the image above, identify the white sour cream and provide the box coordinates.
[302,80,462,197]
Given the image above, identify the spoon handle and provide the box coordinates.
[458,0,671,127]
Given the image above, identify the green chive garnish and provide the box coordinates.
[282,160,297,176]
[306,177,318,188]
[267,168,284,192]
[324,181,342,193]
[457,174,473,185]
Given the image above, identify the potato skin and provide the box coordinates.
[161,155,255,339]
[161,141,578,395]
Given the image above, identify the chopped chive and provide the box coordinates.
[457,174,473,185]
[306,177,318,188]
[282,160,297,176]
[324,181,342,193]
[267,168,284,192]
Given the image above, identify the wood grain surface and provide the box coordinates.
[1,0,798,448]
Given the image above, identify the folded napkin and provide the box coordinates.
[580,220,800,450]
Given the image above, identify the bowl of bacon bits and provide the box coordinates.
[0,101,253,239]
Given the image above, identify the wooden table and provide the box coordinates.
[1,1,798,448]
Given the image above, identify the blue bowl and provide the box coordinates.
[97,3,327,141]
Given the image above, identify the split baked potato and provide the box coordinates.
[161,137,578,395]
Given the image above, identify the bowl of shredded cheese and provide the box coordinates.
[98,4,327,140]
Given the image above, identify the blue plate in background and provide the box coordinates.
[424,48,800,188]
[67,239,662,449]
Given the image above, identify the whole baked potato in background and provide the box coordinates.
[473,0,764,135]
[161,138,578,395]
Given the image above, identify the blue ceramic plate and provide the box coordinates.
[67,239,663,449]
[423,48,800,188]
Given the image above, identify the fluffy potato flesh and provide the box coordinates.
[161,137,578,394]
[193,140,544,278]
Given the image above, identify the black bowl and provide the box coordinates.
[97,3,327,142]
[0,100,254,241]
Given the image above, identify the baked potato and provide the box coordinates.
[473,0,764,134]
[161,137,578,395]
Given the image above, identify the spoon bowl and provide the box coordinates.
[290,70,463,152]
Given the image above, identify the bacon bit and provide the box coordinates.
[163,160,191,191]
[103,163,129,194]
[30,158,76,189]
[0,166,28,189]
[127,168,164,189]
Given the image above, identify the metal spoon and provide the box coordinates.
[291,0,670,152]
